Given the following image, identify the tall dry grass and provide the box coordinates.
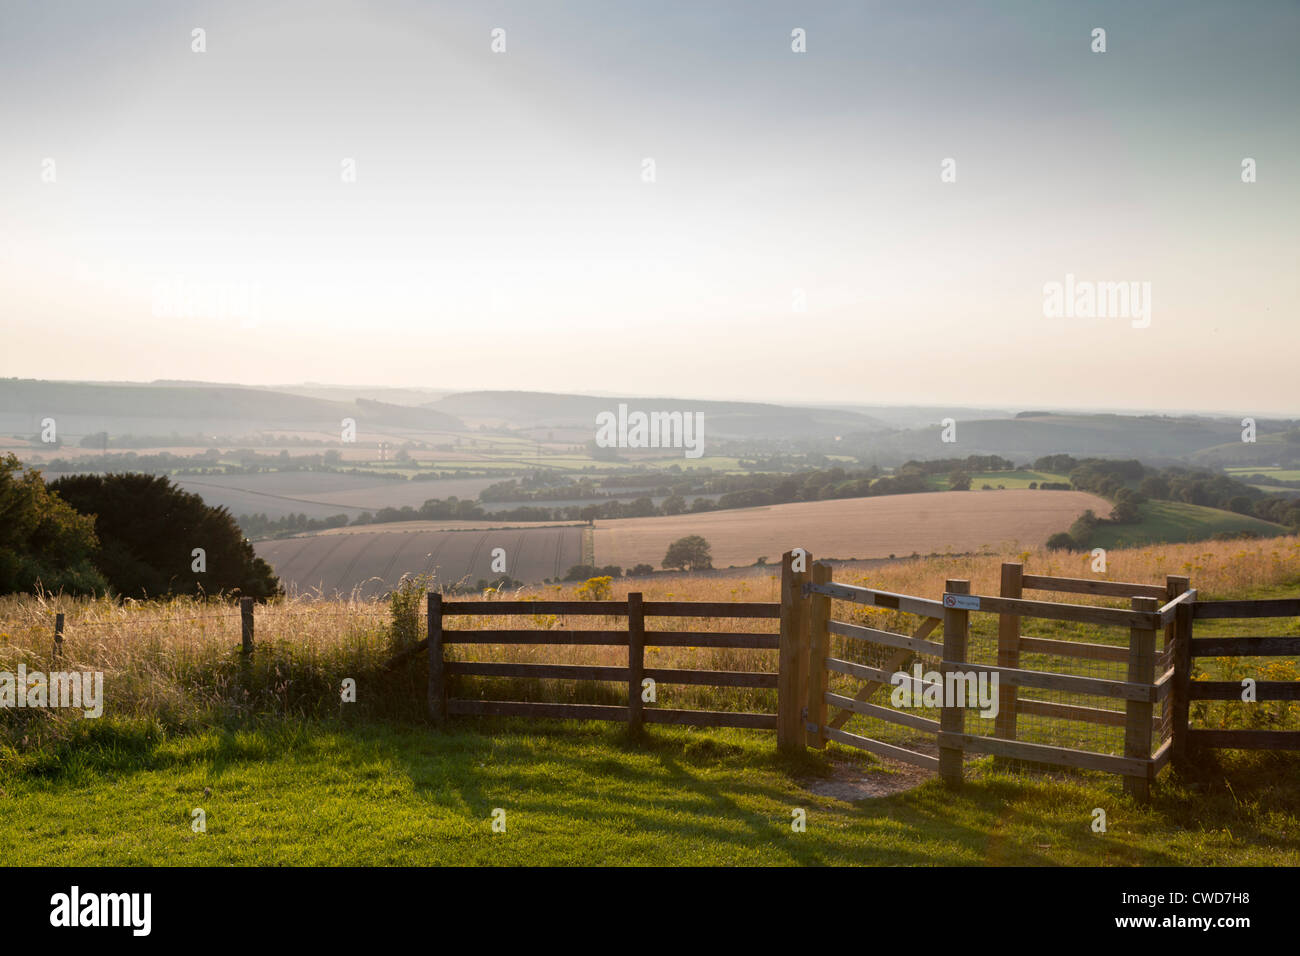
[2,536,1297,756]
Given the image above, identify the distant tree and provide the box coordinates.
[662,535,713,571]
[1067,509,1101,547]
[48,472,281,600]
[949,471,972,491]
[0,455,106,595]
[661,494,687,515]
[563,564,598,582]
[1045,532,1077,552]
[1109,489,1142,524]
[1138,475,1170,500]
[628,563,655,577]
[1227,495,1255,515]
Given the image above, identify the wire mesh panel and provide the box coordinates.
[821,599,944,760]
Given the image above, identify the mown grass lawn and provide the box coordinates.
[2,719,1296,866]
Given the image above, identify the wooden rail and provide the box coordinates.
[428,585,782,735]
[1172,597,1300,757]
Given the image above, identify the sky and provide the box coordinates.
[1,0,1297,413]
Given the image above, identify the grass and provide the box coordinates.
[2,719,1296,865]
[1086,501,1288,549]
[923,470,1069,491]
[2,535,1298,865]
[1226,467,1300,481]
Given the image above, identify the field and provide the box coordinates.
[924,470,1068,491]
[2,534,1298,865]
[172,473,503,521]
[256,524,584,596]
[593,489,1109,568]
[1086,500,1288,549]
[1226,467,1300,481]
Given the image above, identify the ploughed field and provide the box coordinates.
[593,489,1111,568]
[173,473,502,520]
[256,524,583,597]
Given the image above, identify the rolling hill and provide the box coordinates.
[428,390,889,439]
[1085,501,1289,549]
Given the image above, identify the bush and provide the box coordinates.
[628,563,655,577]
[1068,509,1101,547]
[575,576,613,601]
[387,573,433,654]
[1046,532,1077,552]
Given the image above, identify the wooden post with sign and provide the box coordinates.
[939,580,971,787]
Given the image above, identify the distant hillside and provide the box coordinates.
[0,379,463,439]
[1190,431,1300,468]
[866,413,1299,463]
[430,390,888,439]
[826,404,1016,429]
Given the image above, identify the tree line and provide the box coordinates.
[0,455,280,599]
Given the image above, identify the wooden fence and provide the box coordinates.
[1173,597,1300,755]
[425,593,782,732]
[398,552,1297,798]
[51,551,1276,799]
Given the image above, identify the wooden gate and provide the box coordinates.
[801,562,946,771]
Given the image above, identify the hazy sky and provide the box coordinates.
[2,1,1297,413]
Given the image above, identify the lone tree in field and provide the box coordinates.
[662,535,713,571]
[48,472,281,600]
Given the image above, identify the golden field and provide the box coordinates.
[593,488,1111,568]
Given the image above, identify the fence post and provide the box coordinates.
[778,550,811,754]
[53,612,65,661]
[1162,575,1190,763]
[939,579,970,787]
[804,562,832,749]
[240,597,254,656]
[627,592,645,735]
[1171,584,1194,768]
[1124,596,1159,801]
[995,562,1021,745]
[427,591,446,724]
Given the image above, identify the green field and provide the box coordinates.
[1226,467,1300,480]
[924,470,1068,491]
[1086,501,1288,549]
[2,720,1295,866]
